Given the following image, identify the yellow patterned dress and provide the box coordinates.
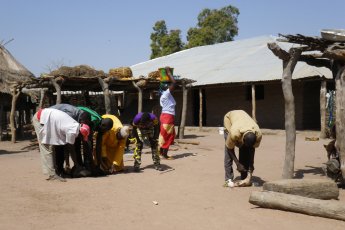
[100,114,127,172]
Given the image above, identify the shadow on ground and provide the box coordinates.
[0,149,28,155]
[172,152,196,159]
[294,165,325,179]
[178,134,205,139]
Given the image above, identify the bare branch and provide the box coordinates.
[267,42,290,61]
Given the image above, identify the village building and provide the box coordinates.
[131,36,333,130]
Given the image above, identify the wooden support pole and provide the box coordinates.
[281,49,301,179]
[179,81,188,139]
[335,67,345,179]
[320,80,327,138]
[50,78,62,104]
[268,43,301,179]
[98,77,111,114]
[199,88,203,130]
[39,89,46,109]
[251,84,257,122]
[0,104,3,141]
[249,191,345,221]
[132,81,143,113]
[10,87,20,143]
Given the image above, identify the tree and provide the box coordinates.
[186,5,239,48]
[149,5,239,57]
[150,20,184,59]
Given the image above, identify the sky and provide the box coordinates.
[1,0,344,77]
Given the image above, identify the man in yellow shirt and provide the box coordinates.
[223,110,262,187]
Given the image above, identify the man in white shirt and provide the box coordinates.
[32,108,90,182]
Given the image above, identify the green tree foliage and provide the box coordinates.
[150,20,184,59]
[186,5,239,48]
[149,5,239,58]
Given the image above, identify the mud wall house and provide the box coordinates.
[131,36,333,130]
[0,44,36,141]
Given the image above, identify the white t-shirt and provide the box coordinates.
[160,89,176,116]
[39,108,80,145]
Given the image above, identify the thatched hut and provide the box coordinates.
[0,44,36,142]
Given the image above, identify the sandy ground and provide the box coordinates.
[0,127,345,230]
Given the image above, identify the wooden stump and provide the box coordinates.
[249,191,345,221]
[263,179,339,200]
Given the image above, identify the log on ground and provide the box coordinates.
[263,179,339,200]
[249,191,345,221]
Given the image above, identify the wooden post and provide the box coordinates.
[199,88,203,130]
[251,84,257,122]
[335,67,345,179]
[281,49,301,179]
[179,81,188,139]
[132,81,143,113]
[10,87,20,143]
[249,191,345,221]
[98,77,111,114]
[263,179,339,200]
[18,110,24,138]
[268,43,301,179]
[0,104,3,141]
[50,78,62,104]
[39,89,46,108]
[320,80,327,138]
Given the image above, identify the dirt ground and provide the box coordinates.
[0,127,344,230]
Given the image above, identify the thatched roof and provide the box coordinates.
[0,44,36,94]
[27,65,195,92]
[49,65,106,78]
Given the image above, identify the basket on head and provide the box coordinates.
[158,67,174,83]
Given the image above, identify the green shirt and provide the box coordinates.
[77,106,102,130]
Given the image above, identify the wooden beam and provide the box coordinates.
[263,179,339,200]
[299,55,332,69]
[324,44,345,62]
[249,191,345,221]
[267,42,290,61]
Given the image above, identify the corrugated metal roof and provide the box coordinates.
[131,36,332,86]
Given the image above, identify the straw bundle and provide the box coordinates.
[109,67,133,79]
[50,65,105,78]
[148,70,160,80]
